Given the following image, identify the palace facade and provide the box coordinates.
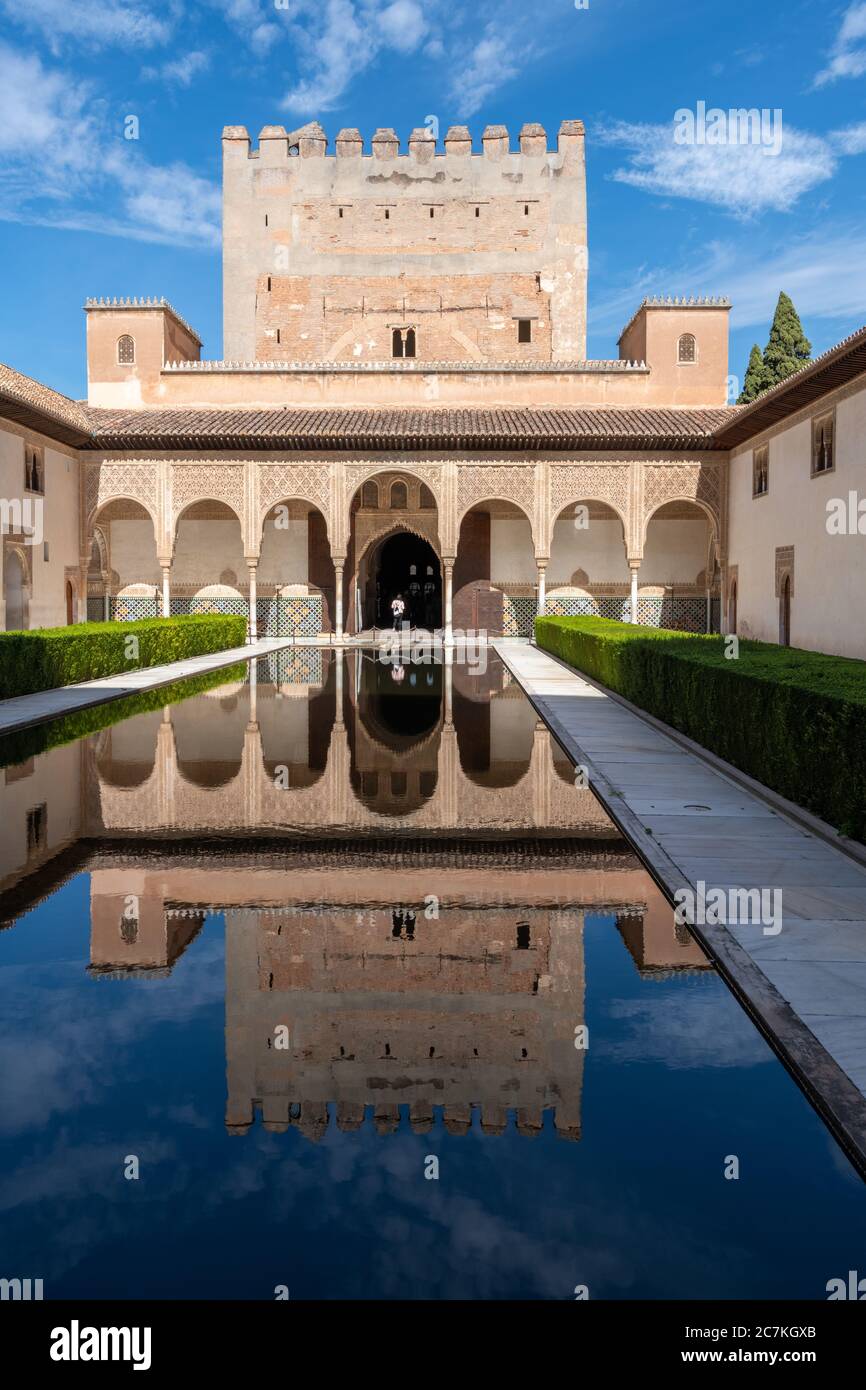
[1,118,864,657]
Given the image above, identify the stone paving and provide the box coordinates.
[496,639,866,1175]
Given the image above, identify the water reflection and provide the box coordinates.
[0,651,708,1148]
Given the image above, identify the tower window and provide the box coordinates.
[391,327,416,359]
[339,207,344,218]
[518,319,532,344]
[384,208,390,220]
[524,204,529,215]
[516,923,531,950]
[475,206,480,217]
[677,333,697,364]
[266,276,271,291]
[117,334,135,365]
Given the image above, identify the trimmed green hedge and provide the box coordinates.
[535,615,866,844]
[0,662,248,771]
[0,614,247,699]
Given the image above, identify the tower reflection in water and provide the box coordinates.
[1,650,708,1145]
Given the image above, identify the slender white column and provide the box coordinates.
[536,562,547,618]
[161,564,171,619]
[629,563,639,625]
[104,593,111,623]
[334,561,344,642]
[248,562,258,642]
[444,560,454,647]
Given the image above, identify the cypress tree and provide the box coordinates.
[737,343,768,403]
[760,291,812,386]
[736,292,812,403]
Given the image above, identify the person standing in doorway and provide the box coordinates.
[391,593,405,630]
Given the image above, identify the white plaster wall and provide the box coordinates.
[108,520,160,587]
[641,519,709,585]
[491,518,535,583]
[173,519,245,586]
[258,519,308,585]
[727,386,866,658]
[0,742,81,883]
[550,516,629,584]
[0,422,81,629]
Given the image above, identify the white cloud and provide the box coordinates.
[142,50,211,87]
[597,118,837,218]
[589,228,866,340]
[209,0,282,55]
[814,1,866,86]
[0,42,220,248]
[281,0,429,116]
[448,27,519,118]
[830,121,866,155]
[0,0,172,52]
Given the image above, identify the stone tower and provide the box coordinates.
[221,119,588,364]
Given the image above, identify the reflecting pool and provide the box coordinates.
[0,651,864,1299]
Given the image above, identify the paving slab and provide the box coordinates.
[495,639,866,1179]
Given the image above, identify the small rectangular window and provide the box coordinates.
[26,803,47,858]
[339,207,344,218]
[276,328,281,345]
[266,276,271,291]
[43,541,49,562]
[524,204,529,215]
[475,206,480,217]
[264,213,268,227]
[384,208,390,220]
[752,444,769,497]
[518,319,532,344]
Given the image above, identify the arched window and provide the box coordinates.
[390,480,408,509]
[24,445,44,494]
[117,334,135,365]
[419,484,436,510]
[677,333,697,364]
[391,327,416,359]
[361,480,379,509]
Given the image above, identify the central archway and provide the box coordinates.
[358,530,442,630]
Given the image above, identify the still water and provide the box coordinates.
[0,648,864,1299]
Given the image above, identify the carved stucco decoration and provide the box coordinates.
[641,462,722,545]
[258,463,332,533]
[456,463,537,538]
[85,461,160,531]
[549,463,631,535]
[171,463,245,525]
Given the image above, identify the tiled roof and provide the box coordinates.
[0,362,91,447]
[84,404,735,451]
[713,323,866,448]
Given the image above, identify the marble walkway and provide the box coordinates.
[0,637,300,736]
[495,639,866,1176]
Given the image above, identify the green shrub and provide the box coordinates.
[0,615,247,699]
[535,615,866,844]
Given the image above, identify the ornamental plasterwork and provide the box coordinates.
[84,461,160,527]
[170,463,245,524]
[258,463,332,529]
[456,463,536,531]
[641,462,722,541]
[549,463,631,531]
[343,460,445,508]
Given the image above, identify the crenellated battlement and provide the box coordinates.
[221,119,583,161]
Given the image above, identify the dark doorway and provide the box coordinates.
[66,580,75,625]
[360,530,441,629]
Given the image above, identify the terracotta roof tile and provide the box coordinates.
[83,404,735,450]
[0,362,91,446]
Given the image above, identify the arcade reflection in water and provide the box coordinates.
[0,651,708,1146]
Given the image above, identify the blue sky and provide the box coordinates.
[1,0,865,399]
